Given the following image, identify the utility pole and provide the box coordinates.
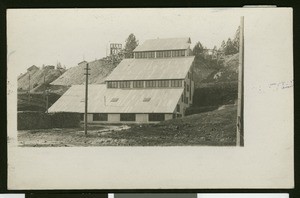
[45,89,49,113]
[237,16,244,146]
[43,72,46,111]
[84,62,90,136]
[28,73,31,104]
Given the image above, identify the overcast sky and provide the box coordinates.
[7,8,240,74]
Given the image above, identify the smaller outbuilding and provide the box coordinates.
[27,65,39,72]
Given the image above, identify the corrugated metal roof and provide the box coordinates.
[105,56,195,81]
[133,37,191,52]
[48,84,183,114]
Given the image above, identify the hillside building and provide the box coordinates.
[27,65,39,72]
[44,65,55,70]
[48,37,195,123]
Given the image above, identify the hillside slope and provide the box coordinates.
[104,104,237,146]
[51,59,116,86]
[200,53,239,85]
[18,67,65,92]
[191,53,239,108]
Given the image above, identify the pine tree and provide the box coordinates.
[192,42,204,57]
[233,26,240,53]
[213,45,217,51]
[192,42,206,67]
[124,34,139,58]
[225,38,237,55]
[220,40,226,52]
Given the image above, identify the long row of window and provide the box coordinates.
[135,51,155,59]
[119,81,130,88]
[90,113,166,122]
[107,80,183,88]
[134,50,186,59]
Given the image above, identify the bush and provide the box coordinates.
[18,111,80,130]
[193,82,238,106]
[185,106,219,116]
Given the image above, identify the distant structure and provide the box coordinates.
[78,60,88,67]
[110,43,122,55]
[44,65,55,70]
[48,37,195,123]
[203,48,225,61]
[27,65,39,72]
[56,62,63,69]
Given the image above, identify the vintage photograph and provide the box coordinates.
[7,8,293,190]
[12,9,244,147]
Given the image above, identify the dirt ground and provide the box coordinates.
[18,105,237,147]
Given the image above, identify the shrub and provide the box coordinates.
[185,106,219,116]
[18,111,80,130]
[193,82,238,107]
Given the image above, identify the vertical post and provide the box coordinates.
[28,73,31,104]
[237,16,244,146]
[84,62,90,136]
[46,90,49,113]
[43,73,46,110]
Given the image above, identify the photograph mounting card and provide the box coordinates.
[7,7,293,189]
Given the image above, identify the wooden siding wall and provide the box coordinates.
[108,114,120,122]
[136,114,149,123]
[165,114,173,120]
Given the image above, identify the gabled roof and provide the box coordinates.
[105,56,195,81]
[48,84,183,114]
[27,65,39,71]
[133,37,191,52]
[78,60,88,65]
[50,59,115,86]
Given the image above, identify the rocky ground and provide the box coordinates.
[18,105,237,147]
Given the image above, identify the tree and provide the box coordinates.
[192,42,206,68]
[56,62,62,69]
[213,45,217,51]
[225,38,237,55]
[233,26,240,53]
[192,42,204,57]
[220,40,226,52]
[124,33,139,58]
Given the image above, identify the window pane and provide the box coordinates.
[177,104,180,112]
[111,98,119,102]
[157,51,164,58]
[149,113,165,121]
[133,80,144,88]
[180,50,185,56]
[120,113,136,121]
[143,97,151,102]
[93,113,108,121]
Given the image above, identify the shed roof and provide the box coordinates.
[48,84,183,114]
[27,65,39,71]
[105,56,195,81]
[133,37,191,52]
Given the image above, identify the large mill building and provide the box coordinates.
[48,37,195,123]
